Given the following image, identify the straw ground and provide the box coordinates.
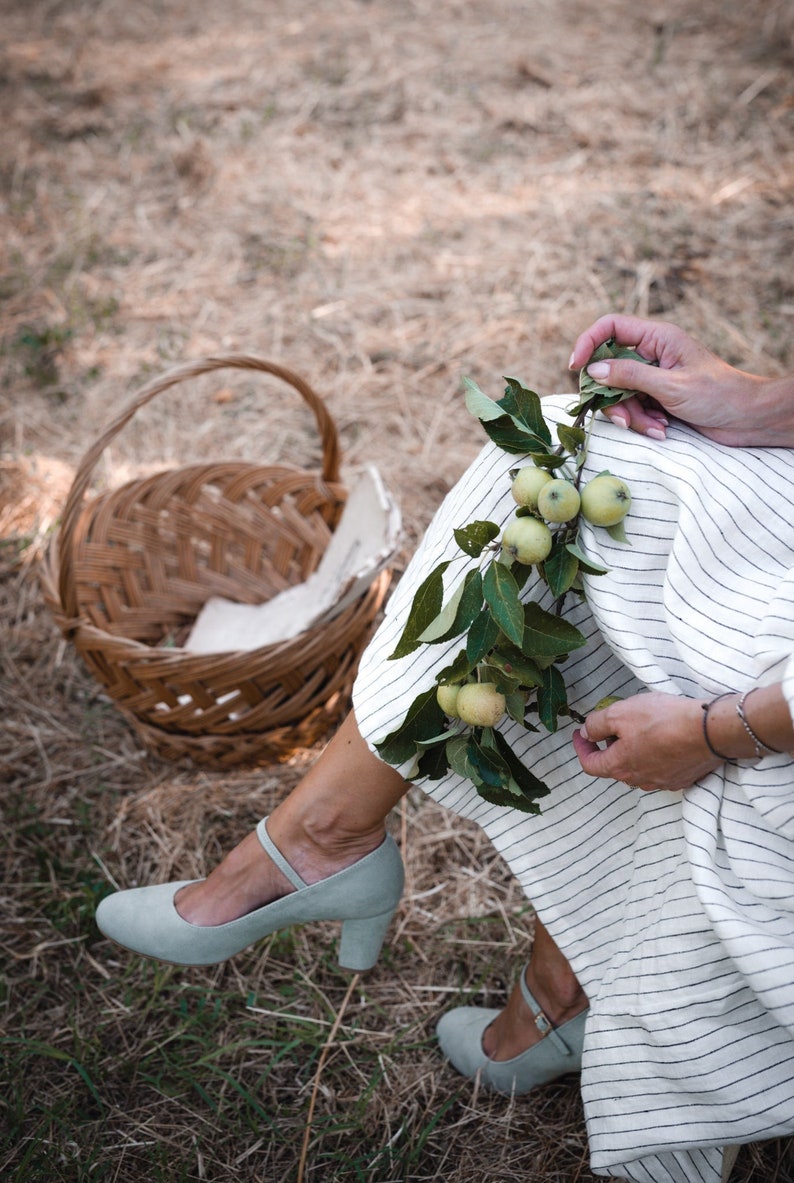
[2,0,794,1179]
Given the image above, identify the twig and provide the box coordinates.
[296,972,360,1183]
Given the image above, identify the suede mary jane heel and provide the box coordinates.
[95,817,404,971]
[436,965,588,1095]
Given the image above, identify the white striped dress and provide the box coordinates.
[352,395,794,1183]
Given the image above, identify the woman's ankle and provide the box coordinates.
[268,798,387,874]
[525,954,587,1026]
[482,957,587,1062]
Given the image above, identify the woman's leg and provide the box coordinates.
[482,917,588,1060]
[176,710,588,1057]
[176,711,409,925]
[435,916,589,1090]
[172,708,588,1075]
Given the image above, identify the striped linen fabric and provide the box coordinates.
[352,395,794,1183]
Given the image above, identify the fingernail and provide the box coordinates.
[567,352,576,370]
[606,409,629,429]
[647,427,666,441]
[579,724,589,741]
[587,361,610,379]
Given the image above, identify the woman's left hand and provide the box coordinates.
[572,691,720,792]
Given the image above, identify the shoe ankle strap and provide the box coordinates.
[519,965,579,1057]
[256,817,308,891]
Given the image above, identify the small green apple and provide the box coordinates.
[511,465,553,508]
[537,478,581,523]
[436,683,462,717]
[580,474,631,527]
[593,695,623,711]
[502,515,553,565]
[457,682,507,728]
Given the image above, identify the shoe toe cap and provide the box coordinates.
[436,1006,500,1077]
[96,880,198,961]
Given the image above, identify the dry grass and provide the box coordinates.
[2,0,794,1179]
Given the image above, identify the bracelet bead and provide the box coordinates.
[736,688,783,757]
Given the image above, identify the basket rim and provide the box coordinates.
[55,354,342,621]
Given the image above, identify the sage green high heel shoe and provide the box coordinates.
[436,965,587,1094]
[95,817,404,971]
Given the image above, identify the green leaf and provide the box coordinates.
[498,377,552,445]
[415,728,457,749]
[478,662,520,695]
[522,601,586,657]
[510,561,537,591]
[446,734,480,782]
[489,642,544,688]
[436,647,475,685]
[556,423,586,453]
[564,392,597,418]
[525,452,568,470]
[463,376,505,421]
[467,734,511,788]
[505,689,529,724]
[479,725,500,752]
[464,729,548,812]
[466,608,501,666]
[483,561,524,648]
[416,741,452,780]
[389,561,451,658]
[480,415,551,456]
[374,687,445,766]
[594,389,640,409]
[475,778,533,810]
[544,542,580,598]
[491,730,550,808]
[419,569,485,645]
[531,651,564,670]
[568,340,657,414]
[448,568,486,635]
[606,519,631,545]
[454,519,500,557]
[537,663,567,733]
[418,575,467,643]
[565,540,609,576]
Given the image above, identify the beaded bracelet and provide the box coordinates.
[701,692,736,761]
[736,688,784,757]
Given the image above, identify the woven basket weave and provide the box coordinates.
[40,355,392,768]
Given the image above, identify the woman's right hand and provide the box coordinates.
[569,314,794,448]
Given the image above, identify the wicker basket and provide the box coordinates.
[40,354,392,769]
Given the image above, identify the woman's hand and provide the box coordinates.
[569,314,794,448]
[572,691,720,793]
[573,684,794,792]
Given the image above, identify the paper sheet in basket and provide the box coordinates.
[183,466,400,654]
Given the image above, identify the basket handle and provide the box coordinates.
[56,354,342,617]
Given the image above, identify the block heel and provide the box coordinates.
[339,910,396,971]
